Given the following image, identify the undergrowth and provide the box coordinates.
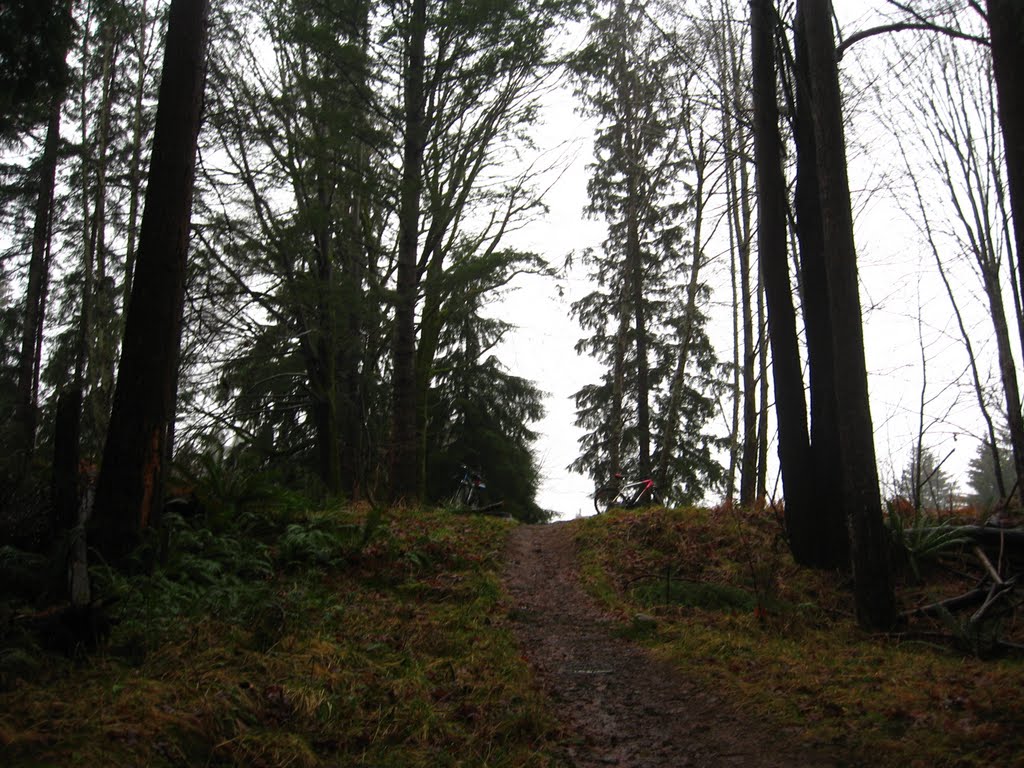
[8,491,1020,767]
[572,505,1024,768]
[0,503,563,767]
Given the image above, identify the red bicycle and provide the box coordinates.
[593,473,659,514]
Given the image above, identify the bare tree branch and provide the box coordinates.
[837,22,988,61]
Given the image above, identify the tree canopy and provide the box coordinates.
[0,1,1020,632]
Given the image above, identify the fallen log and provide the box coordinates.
[454,501,508,517]
[968,578,1018,628]
[475,501,508,517]
[902,588,989,620]
[972,544,1004,584]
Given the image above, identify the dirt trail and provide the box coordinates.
[503,521,841,768]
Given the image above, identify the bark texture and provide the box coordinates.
[987,0,1024,350]
[388,0,427,502]
[91,0,210,561]
[793,5,848,568]
[749,0,814,562]
[799,0,894,629]
[17,95,62,463]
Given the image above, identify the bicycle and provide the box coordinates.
[593,473,659,514]
[449,465,487,511]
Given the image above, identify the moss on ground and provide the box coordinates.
[0,506,565,768]
[572,505,1024,768]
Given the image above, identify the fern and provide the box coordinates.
[171,449,314,533]
[278,522,349,566]
[886,503,971,580]
[92,508,279,652]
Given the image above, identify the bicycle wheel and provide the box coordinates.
[593,485,620,514]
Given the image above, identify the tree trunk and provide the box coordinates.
[893,27,1016,506]
[934,246,1006,500]
[733,59,757,507]
[51,387,82,537]
[656,139,709,494]
[718,7,744,505]
[716,7,749,512]
[414,249,448,499]
[313,132,342,495]
[726,166,741,505]
[339,225,369,501]
[123,0,149,307]
[86,29,119,445]
[16,94,62,466]
[75,4,93,393]
[340,189,368,499]
[91,0,210,562]
[609,307,628,476]
[799,0,894,630]
[738,197,758,506]
[981,264,1024,492]
[388,0,427,502]
[793,5,848,568]
[313,393,341,494]
[749,0,815,562]
[339,10,372,497]
[987,0,1024,354]
[613,0,650,480]
[755,256,769,502]
[629,207,651,478]
[727,260,741,504]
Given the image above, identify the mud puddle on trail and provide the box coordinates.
[502,521,841,768]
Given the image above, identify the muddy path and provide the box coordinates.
[502,521,843,768]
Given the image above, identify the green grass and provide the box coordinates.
[0,506,565,768]
[6,498,1022,768]
[571,505,1024,768]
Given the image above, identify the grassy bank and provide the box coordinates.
[5,499,1022,767]
[572,505,1024,768]
[0,506,563,767]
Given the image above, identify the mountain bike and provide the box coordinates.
[449,465,487,511]
[593,473,659,514]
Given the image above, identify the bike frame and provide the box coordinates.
[618,477,655,505]
[452,466,486,507]
[459,467,484,491]
[594,473,657,513]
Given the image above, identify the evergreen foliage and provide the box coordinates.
[188,0,574,509]
[0,0,569,556]
[894,446,959,511]
[967,429,1018,508]
[0,0,73,138]
[422,245,550,521]
[568,0,724,504]
[32,0,163,463]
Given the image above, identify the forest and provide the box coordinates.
[1,0,1024,763]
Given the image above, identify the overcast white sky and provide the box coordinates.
[492,1,1011,520]
[495,100,603,519]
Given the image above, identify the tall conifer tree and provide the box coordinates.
[570,0,722,503]
[92,0,210,561]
